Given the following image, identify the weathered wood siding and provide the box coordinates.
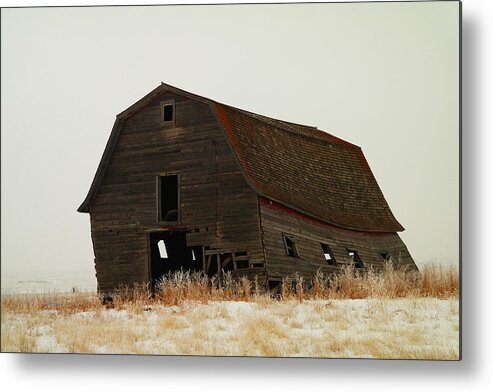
[89,92,265,292]
[259,198,417,281]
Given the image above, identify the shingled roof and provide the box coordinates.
[78,83,404,233]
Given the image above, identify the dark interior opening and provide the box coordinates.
[268,280,282,296]
[348,249,364,268]
[163,104,173,122]
[159,175,178,221]
[379,252,391,262]
[233,251,250,269]
[204,253,233,277]
[149,231,200,290]
[235,259,249,269]
[220,253,234,273]
[191,246,204,265]
[203,251,251,277]
[204,253,218,277]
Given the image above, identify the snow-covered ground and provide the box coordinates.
[1,298,459,359]
[1,269,97,293]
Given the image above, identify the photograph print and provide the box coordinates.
[1,1,460,359]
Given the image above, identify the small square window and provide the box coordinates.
[283,234,299,258]
[321,243,336,265]
[160,101,175,125]
[347,249,364,268]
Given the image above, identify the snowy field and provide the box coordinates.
[1,297,459,359]
[1,269,97,293]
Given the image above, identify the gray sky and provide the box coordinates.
[1,2,459,277]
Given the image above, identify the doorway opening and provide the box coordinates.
[149,231,203,290]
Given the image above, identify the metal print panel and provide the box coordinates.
[1,1,460,359]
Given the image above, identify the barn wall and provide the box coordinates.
[259,198,418,282]
[89,92,265,292]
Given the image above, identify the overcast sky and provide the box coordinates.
[1,1,459,279]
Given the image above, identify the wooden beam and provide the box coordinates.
[205,254,212,273]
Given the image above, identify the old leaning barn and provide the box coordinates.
[78,83,418,293]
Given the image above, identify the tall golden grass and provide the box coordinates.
[1,290,101,314]
[154,262,459,304]
[296,262,459,300]
[1,263,458,313]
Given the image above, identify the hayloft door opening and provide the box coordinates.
[158,175,179,222]
[149,231,201,289]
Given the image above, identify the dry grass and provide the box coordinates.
[295,262,459,300]
[1,263,459,358]
[1,291,101,314]
[1,263,458,312]
[138,262,458,305]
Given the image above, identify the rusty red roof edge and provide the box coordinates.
[259,197,397,236]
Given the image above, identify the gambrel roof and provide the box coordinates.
[78,83,404,233]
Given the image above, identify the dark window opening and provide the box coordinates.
[348,249,364,268]
[158,175,179,222]
[321,243,336,265]
[162,103,174,122]
[283,235,299,258]
[251,263,264,268]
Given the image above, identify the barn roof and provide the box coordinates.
[78,83,404,233]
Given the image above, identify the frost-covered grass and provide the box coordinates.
[1,297,459,359]
[1,264,459,359]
